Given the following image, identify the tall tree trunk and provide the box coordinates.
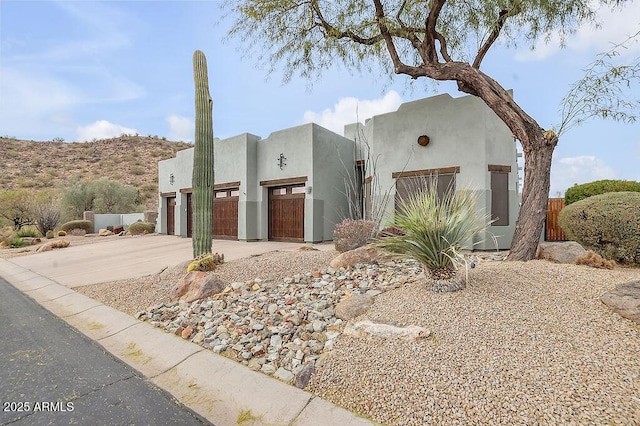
[507,130,558,261]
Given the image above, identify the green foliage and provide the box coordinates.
[192,50,214,257]
[558,192,640,264]
[91,178,140,213]
[128,221,156,235]
[16,225,41,238]
[60,179,95,219]
[8,236,28,248]
[375,185,491,278]
[46,230,54,239]
[333,219,377,253]
[187,252,224,272]
[60,178,141,219]
[564,179,640,205]
[60,220,93,233]
[0,189,34,229]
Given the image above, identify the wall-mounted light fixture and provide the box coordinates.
[417,135,430,147]
[169,173,175,185]
[277,153,287,170]
[305,186,312,194]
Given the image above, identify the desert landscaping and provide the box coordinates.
[3,235,639,425]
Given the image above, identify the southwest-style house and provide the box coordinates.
[158,92,521,250]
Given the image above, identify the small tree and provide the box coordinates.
[0,189,34,229]
[60,179,95,219]
[92,178,140,213]
[30,191,61,236]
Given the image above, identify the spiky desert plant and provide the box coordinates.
[375,184,492,291]
[192,50,214,257]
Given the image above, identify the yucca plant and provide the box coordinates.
[375,183,492,292]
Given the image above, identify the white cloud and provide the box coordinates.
[302,91,403,135]
[76,120,138,141]
[516,2,640,61]
[166,115,194,142]
[550,155,617,196]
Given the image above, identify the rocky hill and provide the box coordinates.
[0,135,192,211]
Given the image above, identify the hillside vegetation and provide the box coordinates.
[0,135,192,210]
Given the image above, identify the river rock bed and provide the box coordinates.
[136,258,424,384]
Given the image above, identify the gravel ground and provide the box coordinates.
[75,249,339,316]
[10,239,640,425]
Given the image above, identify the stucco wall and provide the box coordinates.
[347,93,519,250]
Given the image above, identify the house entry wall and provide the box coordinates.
[166,197,176,236]
[212,188,239,240]
[268,184,305,242]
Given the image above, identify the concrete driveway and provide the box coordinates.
[11,235,333,288]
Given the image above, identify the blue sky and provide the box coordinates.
[1,1,638,196]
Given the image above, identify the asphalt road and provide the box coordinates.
[0,277,211,426]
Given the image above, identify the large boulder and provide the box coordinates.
[329,245,381,269]
[536,241,587,264]
[334,294,374,320]
[169,272,227,303]
[601,280,640,324]
[344,320,430,340]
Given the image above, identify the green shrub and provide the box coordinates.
[45,230,54,239]
[565,179,640,205]
[558,192,640,264]
[16,225,41,238]
[8,236,28,248]
[374,185,491,289]
[60,220,93,233]
[128,221,156,235]
[333,219,377,253]
[57,230,67,237]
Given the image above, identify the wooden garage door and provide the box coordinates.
[269,185,305,242]
[186,193,193,238]
[212,188,239,240]
[166,197,176,236]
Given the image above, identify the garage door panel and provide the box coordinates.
[269,185,304,242]
[212,189,238,240]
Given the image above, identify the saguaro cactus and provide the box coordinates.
[192,50,214,257]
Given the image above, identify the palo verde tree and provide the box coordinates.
[192,50,215,257]
[223,0,632,261]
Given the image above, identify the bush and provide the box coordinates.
[565,179,640,205]
[57,230,67,237]
[558,192,640,264]
[60,220,93,233]
[374,185,491,290]
[376,226,406,239]
[575,250,615,269]
[45,230,54,239]
[333,219,377,253]
[8,236,28,248]
[16,225,41,238]
[128,221,156,235]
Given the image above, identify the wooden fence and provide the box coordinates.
[545,198,568,241]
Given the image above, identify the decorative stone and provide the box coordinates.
[261,363,276,375]
[601,280,640,324]
[536,241,588,264]
[344,320,430,340]
[329,245,382,269]
[334,294,375,320]
[169,272,227,303]
[294,365,315,389]
[181,325,194,339]
[274,367,295,383]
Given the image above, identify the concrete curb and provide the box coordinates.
[0,259,376,426]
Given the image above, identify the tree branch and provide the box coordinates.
[310,0,383,45]
[423,0,447,63]
[473,6,515,69]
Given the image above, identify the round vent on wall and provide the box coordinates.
[417,135,430,147]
